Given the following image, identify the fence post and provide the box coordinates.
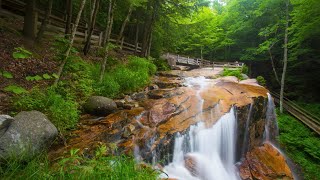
[120,37,125,50]
[98,31,103,46]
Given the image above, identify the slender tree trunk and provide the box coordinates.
[147,33,152,57]
[268,48,280,84]
[100,0,115,83]
[280,0,289,113]
[65,0,73,36]
[83,0,100,55]
[36,0,53,42]
[134,23,139,54]
[102,0,113,47]
[54,0,87,86]
[89,0,97,25]
[23,0,37,39]
[117,5,133,46]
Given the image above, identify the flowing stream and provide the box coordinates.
[162,77,239,180]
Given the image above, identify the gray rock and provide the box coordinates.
[0,115,14,136]
[0,111,58,160]
[131,92,147,101]
[84,96,117,116]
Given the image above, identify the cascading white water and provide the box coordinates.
[264,93,279,143]
[162,76,239,180]
[163,109,238,180]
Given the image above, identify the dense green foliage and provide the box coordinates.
[0,146,159,180]
[11,55,156,132]
[222,68,244,80]
[277,113,320,180]
[13,88,79,132]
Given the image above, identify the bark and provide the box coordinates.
[23,0,37,39]
[100,0,115,83]
[141,1,153,57]
[134,23,139,54]
[65,0,73,36]
[89,0,97,25]
[117,5,133,47]
[147,33,152,57]
[102,0,113,47]
[268,47,280,85]
[54,0,87,86]
[280,0,289,113]
[36,0,53,42]
[83,0,100,55]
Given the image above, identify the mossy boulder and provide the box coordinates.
[84,96,117,116]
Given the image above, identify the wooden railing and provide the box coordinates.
[1,0,141,53]
[165,53,244,68]
[270,91,320,135]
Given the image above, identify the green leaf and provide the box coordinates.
[52,73,59,79]
[43,73,52,79]
[26,76,34,81]
[34,75,43,81]
[4,85,27,94]
[12,47,32,59]
[3,71,13,79]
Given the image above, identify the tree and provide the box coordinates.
[36,0,54,42]
[65,0,73,36]
[280,0,289,113]
[83,0,101,55]
[100,0,116,83]
[23,0,37,40]
[54,0,87,86]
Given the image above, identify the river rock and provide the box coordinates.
[0,111,58,160]
[84,96,117,116]
[0,115,14,136]
[239,143,293,180]
[184,154,199,177]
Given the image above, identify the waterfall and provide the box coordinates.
[240,103,253,159]
[163,108,238,180]
[264,93,279,144]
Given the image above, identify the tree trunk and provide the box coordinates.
[54,0,87,86]
[268,47,280,85]
[280,0,289,113]
[117,5,133,46]
[102,0,113,47]
[100,0,115,83]
[89,0,97,25]
[83,0,100,55]
[65,0,73,36]
[36,0,53,42]
[134,23,139,54]
[147,33,152,57]
[23,0,37,39]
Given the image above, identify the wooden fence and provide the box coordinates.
[165,53,244,68]
[1,0,142,53]
[271,91,320,135]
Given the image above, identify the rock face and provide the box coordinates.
[49,68,292,179]
[84,96,117,116]
[0,111,58,159]
[239,143,293,180]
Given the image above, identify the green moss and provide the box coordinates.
[277,113,320,180]
[222,68,244,80]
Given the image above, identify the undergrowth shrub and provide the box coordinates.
[152,58,170,71]
[13,87,79,132]
[256,76,266,86]
[0,146,159,179]
[222,68,244,80]
[277,112,320,180]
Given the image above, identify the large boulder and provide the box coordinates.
[0,111,58,160]
[84,96,117,116]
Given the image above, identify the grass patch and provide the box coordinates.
[277,112,320,180]
[13,87,79,133]
[222,68,244,80]
[0,146,159,180]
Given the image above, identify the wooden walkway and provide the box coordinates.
[271,91,320,135]
[165,53,244,68]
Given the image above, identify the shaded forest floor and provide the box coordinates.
[0,15,134,114]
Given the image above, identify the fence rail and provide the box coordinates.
[1,0,141,52]
[165,53,244,68]
[270,91,320,135]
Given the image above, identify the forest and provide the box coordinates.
[0,0,319,179]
